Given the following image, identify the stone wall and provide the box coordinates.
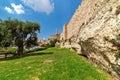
[60,0,120,79]
[60,24,68,40]
[64,0,105,39]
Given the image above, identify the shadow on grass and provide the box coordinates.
[0,51,53,61]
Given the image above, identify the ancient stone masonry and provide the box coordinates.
[60,0,120,79]
[60,24,68,40]
[62,0,105,39]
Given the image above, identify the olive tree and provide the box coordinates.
[0,18,40,56]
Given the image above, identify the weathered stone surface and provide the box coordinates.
[60,0,120,79]
[60,24,68,40]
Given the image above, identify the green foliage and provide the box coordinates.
[0,18,40,55]
[41,39,59,48]
[0,47,17,54]
[0,20,13,47]
[6,47,17,54]
[25,33,38,49]
[41,43,51,48]
[49,39,59,47]
[0,48,109,80]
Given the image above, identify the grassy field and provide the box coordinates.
[0,48,110,80]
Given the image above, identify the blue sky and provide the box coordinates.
[0,0,82,39]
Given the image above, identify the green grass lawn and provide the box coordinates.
[0,48,110,80]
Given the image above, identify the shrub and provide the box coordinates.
[6,47,17,54]
[49,39,59,47]
[40,39,59,48]
[0,47,17,54]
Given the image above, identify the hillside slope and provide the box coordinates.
[0,48,110,80]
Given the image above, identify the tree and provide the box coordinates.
[0,18,40,56]
[0,18,13,48]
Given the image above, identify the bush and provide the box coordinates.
[49,39,59,47]
[0,47,17,54]
[6,47,17,54]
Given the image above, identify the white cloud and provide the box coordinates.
[5,6,14,14]
[11,3,24,14]
[22,0,54,15]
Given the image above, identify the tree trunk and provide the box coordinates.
[17,32,24,56]
[18,45,24,56]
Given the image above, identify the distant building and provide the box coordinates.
[38,28,60,47]
[38,39,50,46]
[49,28,60,41]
